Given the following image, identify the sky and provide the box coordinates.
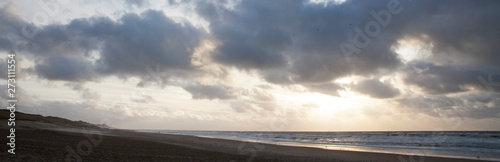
[0,0,499,131]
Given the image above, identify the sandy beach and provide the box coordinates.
[0,119,488,162]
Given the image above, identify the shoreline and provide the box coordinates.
[1,121,493,161]
[136,130,500,162]
[111,128,489,162]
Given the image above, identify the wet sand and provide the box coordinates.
[0,121,488,162]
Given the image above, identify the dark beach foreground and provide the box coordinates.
[0,112,490,161]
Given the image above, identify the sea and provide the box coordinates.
[138,130,500,161]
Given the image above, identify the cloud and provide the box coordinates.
[125,0,148,7]
[196,1,290,69]
[251,89,277,111]
[0,58,7,80]
[0,8,205,85]
[399,0,500,67]
[1,0,498,93]
[0,84,37,108]
[393,0,500,95]
[0,5,101,57]
[402,61,500,94]
[183,83,236,100]
[64,83,101,101]
[229,88,278,113]
[34,55,99,82]
[197,0,402,84]
[194,0,500,91]
[1,0,498,86]
[305,83,344,97]
[395,92,500,119]
[230,101,252,113]
[130,94,156,103]
[351,79,400,99]
[0,4,30,51]
[168,0,190,6]
[23,23,100,57]
[95,10,203,80]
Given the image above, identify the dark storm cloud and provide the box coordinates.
[34,55,98,82]
[390,0,500,95]
[183,83,236,100]
[0,4,100,56]
[94,10,203,83]
[395,0,500,94]
[262,69,293,84]
[400,0,500,67]
[402,61,500,94]
[197,0,291,69]
[0,5,20,33]
[197,0,402,83]
[196,0,500,96]
[71,10,202,84]
[395,92,500,119]
[24,23,100,57]
[351,79,400,99]
[0,7,204,84]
